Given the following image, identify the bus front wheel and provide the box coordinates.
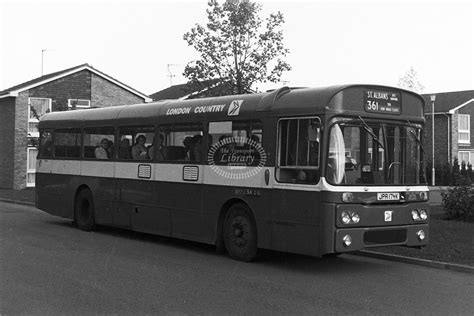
[74,189,96,231]
[223,204,257,262]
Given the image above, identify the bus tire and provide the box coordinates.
[74,188,96,231]
[223,203,257,262]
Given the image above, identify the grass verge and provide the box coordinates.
[371,206,474,267]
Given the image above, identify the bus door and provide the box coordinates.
[269,117,322,255]
[115,127,163,232]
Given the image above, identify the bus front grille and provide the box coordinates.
[363,229,407,245]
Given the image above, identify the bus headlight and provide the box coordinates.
[416,230,426,241]
[411,210,420,221]
[351,212,360,223]
[341,211,360,224]
[342,235,352,247]
[341,211,351,224]
[419,209,428,220]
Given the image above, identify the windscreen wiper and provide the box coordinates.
[358,116,384,149]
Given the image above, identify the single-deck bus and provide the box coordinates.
[36,85,430,261]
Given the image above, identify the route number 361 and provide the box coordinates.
[367,100,379,111]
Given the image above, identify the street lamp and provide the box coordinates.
[430,94,436,186]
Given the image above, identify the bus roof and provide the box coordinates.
[39,84,425,129]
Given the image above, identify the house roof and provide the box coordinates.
[149,83,190,100]
[422,90,474,114]
[150,79,254,101]
[0,63,152,102]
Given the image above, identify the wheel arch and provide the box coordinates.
[74,184,92,207]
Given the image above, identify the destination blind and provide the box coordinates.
[364,89,401,115]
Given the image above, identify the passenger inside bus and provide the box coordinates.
[149,134,167,161]
[107,140,114,158]
[250,134,260,144]
[192,134,203,162]
[132,135,148,160]
[183,136,193,160]
[95,138,110,159]
[118,138,132,159]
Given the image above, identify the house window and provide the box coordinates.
[458,151,471,165]
[458,114,470,144]
[68,99,91,109]
[26,147,38,187]
[28,98,52,137]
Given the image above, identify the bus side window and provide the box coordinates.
[159,123,203,163]
[53,129,81,159]
[83,127,115,160]
[277,118,320,184]
[118,126,155,161]
[207,120,263,166]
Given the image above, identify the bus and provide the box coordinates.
[36,85,429,261]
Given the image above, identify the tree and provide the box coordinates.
[183,0,291,96]
[397,66,425,93]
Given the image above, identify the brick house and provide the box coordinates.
[422,90,474,175]
[0,63,151,189]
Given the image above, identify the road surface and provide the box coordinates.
[1,202,473,315]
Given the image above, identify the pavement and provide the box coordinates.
[0,188,36,206]
[0,186,471,274]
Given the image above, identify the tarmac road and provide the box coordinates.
[1,202,473,315]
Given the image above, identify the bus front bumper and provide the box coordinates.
[334,224,429,253]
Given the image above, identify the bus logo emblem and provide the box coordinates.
[208,136,267,180]
[384,210,393,222]
[227,100,243,116]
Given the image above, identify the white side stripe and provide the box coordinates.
[36,159,429,193]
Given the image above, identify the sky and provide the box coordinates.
[1,0,473,96]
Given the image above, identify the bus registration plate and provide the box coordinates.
[377,192,400,201]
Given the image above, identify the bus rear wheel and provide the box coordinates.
[74,189,96,231]
[223,204,257,262]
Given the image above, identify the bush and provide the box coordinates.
[460,161,472,185]
[452,158,461,186]
[442,185,474,222]
[427,158,473,186]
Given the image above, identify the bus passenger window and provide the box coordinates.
[53,129,81,159]
[277,118,320,184]
[159,123,203,163]
[118,126,155,161]
[208,120,263,166]
[83,127,115,160]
